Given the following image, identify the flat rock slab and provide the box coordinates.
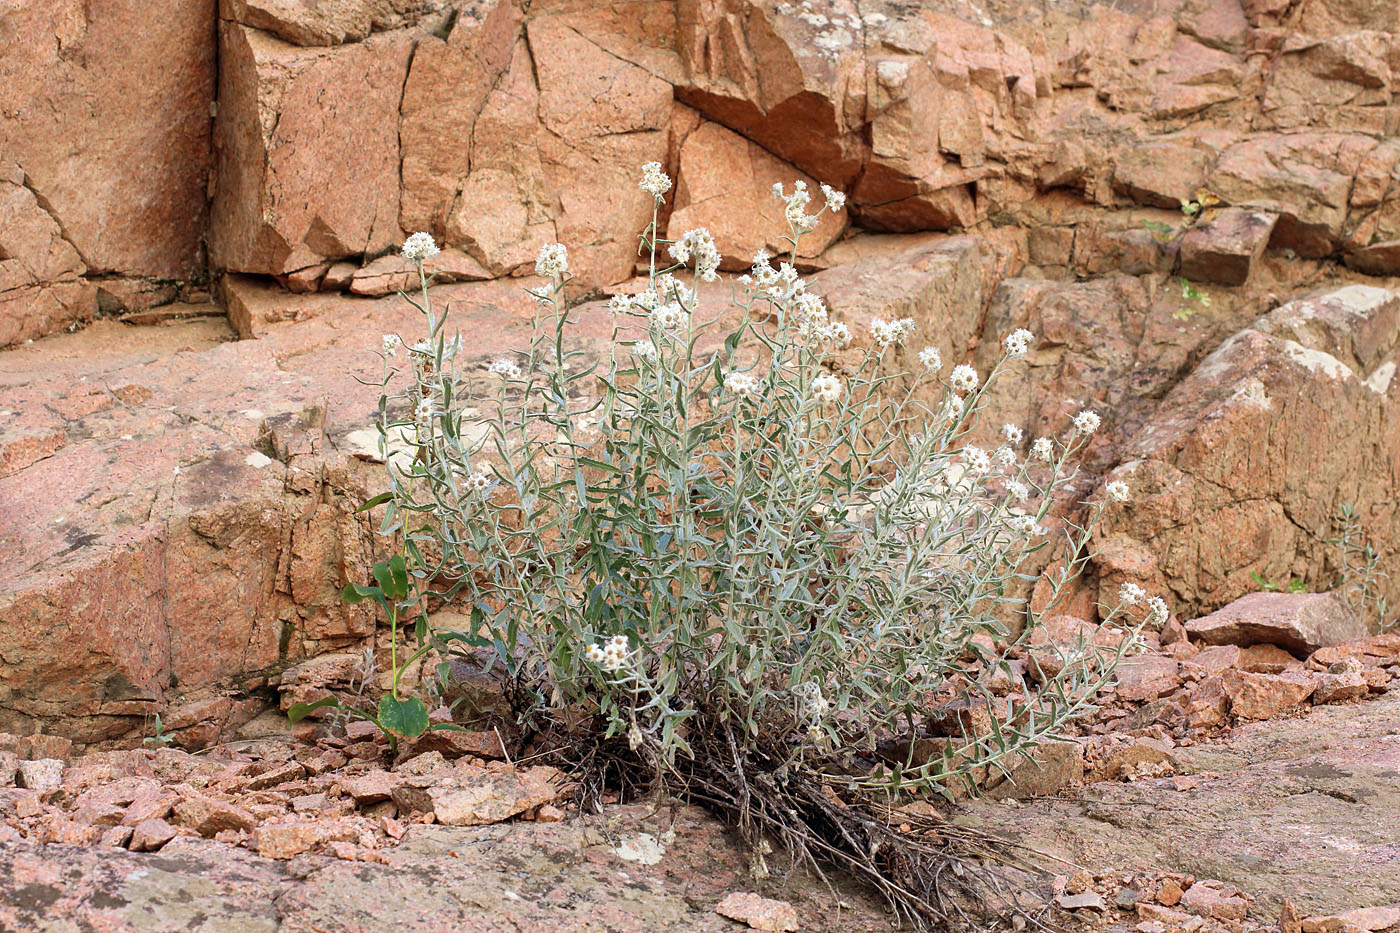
[1186,592,1366,656]
[0,804,895,932]
[955,691,1400,917]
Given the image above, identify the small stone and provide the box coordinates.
[129,818,178,852]
[715,892,801,931]
[245,761,306,791]
[344,770,399,805]
[1057,891,1107,911]
[1313,668,1369,704]
[344,721,380,743]
[1237,644,1302,674]
[390,766,557,826]
[250,820,359,859]
[1221,669,1317,719]
[1139,903,1190,923]
[1178,208,1276,286]
[1117,887,1142,909]
[292,793,328,813]
[343,742,381,760]
[100,825,134,847]
[534,803,566,823]
[16,759,64,794]
[1158,879,1184,906]
[393,751,449,776]
[171,796,256,837]
[397,729,506,761]
[1065,870,1092,895]
[1179,879,1249,921]
[0,751,19,786]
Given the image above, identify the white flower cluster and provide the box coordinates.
[639,161,672,199]
[1073,409,1101,435]
[1147,596,1170,626]
[669,228,721,281]
[1118,582,1146,607]
[870,317,915,348]
[382,334,402,357]
[824,321,852,347]
[773,180,820,231]
[1004,328,1034,358]
[401,232,439,263]
[918,346,942,371]
[1007,479,1030,502]
[536,243,569,278]
[414,397,434,425]
[749,251,803,303]
[1001,423,1024,445]
[1031,437,1054,462]
[489,358,521,380]
[585,634,631,672]
[650,301,689,331]
[1008,514,1044,537]
[962,445,991,474]
[724,371,761,398]
[949,364,979,394]
[819,183,846,213]
[810,372,843,404]
[1105,480,1130,503]
[632,339,658,362]
[466,471,491,492]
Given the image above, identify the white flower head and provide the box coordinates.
[608,294,632,315]
[1031,437,1054,463]
[962,445,991,474]
[810,373,843,405]
[918,346,943,371]
[632,339,658,362]
[414,397,434,424]
[1007,480,1030,502]
[488,358,522,380]
[401,232,439,263]
[949,364,979,394]
[1118,582,1146,607]
[870,317,916,348]
[724,371,761,398]
[1073,409,1102,435]
[938,394,965,424]
[536,243,569,278]
[774,179,819,231]
[466,471,491,493]
[382,334,402,357]
[1004,328,1034,358]
[1000,423,1024,445]
[1105,480,1130,503]
[669,228,722,281]
[650,301,689,331]
[819,183,846,213]
[994,446,1017,468]
[639,161,672,198]
[1147,596,1170,626]
[1009,514,1044,537]
[824,321,852,347]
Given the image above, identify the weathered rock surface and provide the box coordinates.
[1096,285,1400,615]
[209,22,416,274]
[958,689,1400,917]
[0,804,894,932]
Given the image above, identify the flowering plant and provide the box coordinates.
[356,164,1158,808]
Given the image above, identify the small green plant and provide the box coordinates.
[287,554,463,749]
[143,713,175,747]
[1141,190,1219,320]
[1334,504,1392,630]
[1250,571,1307,594]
